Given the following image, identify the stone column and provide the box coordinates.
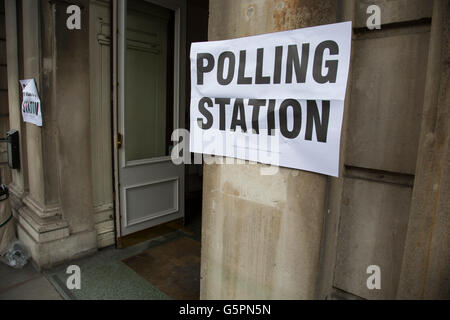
[4,0,28,210]
[15,0,97,268]
[397,0,450,299]
[200,0,338,299]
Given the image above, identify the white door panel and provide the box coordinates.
[115,0,185,237]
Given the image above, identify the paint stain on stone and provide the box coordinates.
[272,0,337,31]
[246,5,255,21]
[223,181,240,197]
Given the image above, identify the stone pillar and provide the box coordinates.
[53,0,96,236]
[15,0,97,268]
[200,0,338,299]
[397,0,450,299]
[4,0,28,209]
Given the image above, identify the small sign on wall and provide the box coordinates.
[20,79,42,127]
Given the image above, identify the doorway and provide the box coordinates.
[114,0,186,238]
[88,0,208,299]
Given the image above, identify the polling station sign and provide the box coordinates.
[20,79,42,127]
[189,22,352,176]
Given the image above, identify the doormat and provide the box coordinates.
[44,232,187,300]
[122,236,201,300]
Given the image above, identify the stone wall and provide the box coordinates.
[201,0,448,300]
[6,0,97,268]
[201,0,338,300]
[0,0,11,185]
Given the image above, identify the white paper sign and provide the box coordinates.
[20,79,42,127]
[189,22,352,176]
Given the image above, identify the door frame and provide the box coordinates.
[112,0,187,240]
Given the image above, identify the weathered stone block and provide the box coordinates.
[346,28,429,174]
[353,0,432,28]
[334,177,412,299]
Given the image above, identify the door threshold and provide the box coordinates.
[117,218,186,249]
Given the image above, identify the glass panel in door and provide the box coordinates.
[125,0,174,162]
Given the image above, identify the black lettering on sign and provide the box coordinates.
[313,40,339,83]
[215,98,231,131]
[255,48,271,84]
[197,53,214,85]
[248,99,266,134]
[217,51,236,85]
[286,44,309,83]
[33,102,39,115]
[237,50,252,84]
[230,98,247,132]
[23,101,39,115]
[197,97,213,129]
[273,46,283,84]
[267,99,276,135]
[196,97,331,143]
[197,41,341,85]
[279,99,301,139]
[305,100,330,143]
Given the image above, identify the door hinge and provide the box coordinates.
[116,132,123,149]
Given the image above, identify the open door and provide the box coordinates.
[114,0,186,237]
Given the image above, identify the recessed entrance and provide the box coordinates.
[86,0,207,299]
[115,0,185,238]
